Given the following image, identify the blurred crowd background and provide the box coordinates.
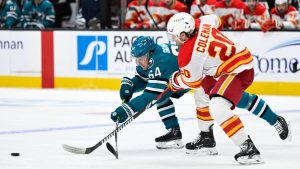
[0,0,299,32]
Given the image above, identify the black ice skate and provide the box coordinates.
[234,136,263,165]
[274,115,292,141]
[185,125,218,155]
[155,126,184,149]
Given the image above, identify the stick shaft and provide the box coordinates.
[62,88,171,154]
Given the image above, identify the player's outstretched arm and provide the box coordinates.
[111,85,173,123]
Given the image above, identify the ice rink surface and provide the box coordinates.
[0,88,300,169]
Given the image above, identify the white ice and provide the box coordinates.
[0,88,300,169]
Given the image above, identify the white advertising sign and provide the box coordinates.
[54,31,167,78]
[224,31,300,82]
[54,31,300,82]
[0,31,41,76]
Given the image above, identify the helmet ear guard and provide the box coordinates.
[131,36,155,58]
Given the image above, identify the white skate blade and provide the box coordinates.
[156,139,184,149]
[236,155,264,165]
[186,147,218,155]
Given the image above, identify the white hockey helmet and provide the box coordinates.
[275,0,288,14]
[275,0,288,5]
[167,12,195,43]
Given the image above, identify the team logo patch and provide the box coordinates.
[148,58,154,69]
[77,36,108,71]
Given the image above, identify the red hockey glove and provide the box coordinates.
[261,19,277,32]
[231,19,250,30]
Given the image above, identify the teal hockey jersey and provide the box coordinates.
[21,0,55,28]
[0,0,21,28]
[127,43,187,113]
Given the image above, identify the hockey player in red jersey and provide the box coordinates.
[190,0,217,19]
[123,0,149,29]
[214,0,246,29]
[232,0,270,30]
[167,12,263,164]
[261,0,300,32]
[123,0,163,29]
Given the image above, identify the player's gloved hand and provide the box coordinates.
[221,14,235,27]
[261,18,282,32]
[261,19,276,32]
[168,70,184,92]
[120,77,134,102]
[111,103,134,123]
[231,19,250,30]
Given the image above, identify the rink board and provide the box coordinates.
[0,30,300,95]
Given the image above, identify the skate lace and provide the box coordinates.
[240,141,252,153]
[240,144,248,152]
[161,128,173,137]
[192,134,202,144]
[274,121,284,134]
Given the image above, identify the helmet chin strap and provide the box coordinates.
[174,37,184,46]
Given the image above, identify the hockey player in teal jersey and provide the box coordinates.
[0,0,21,28]
[21,0,55,29]
[111,36,188,149]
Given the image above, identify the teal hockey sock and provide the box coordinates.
[156,98,179,129]
[237,92,278,125]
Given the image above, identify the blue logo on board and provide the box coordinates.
[77,36,108,70]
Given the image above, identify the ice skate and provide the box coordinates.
[185,125,218,155]
[274,115,292,141]
[234,136,264,165]
[155,126,184,149]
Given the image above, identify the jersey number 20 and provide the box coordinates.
[208,29,236,61]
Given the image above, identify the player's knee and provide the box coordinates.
[194,88,209,107]
[237,93,258,109]
[237,92,250,108]
[209,96,232,123]
[156,97,171,107]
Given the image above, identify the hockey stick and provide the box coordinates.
[197,4,205,16]
[145,0,159,29]
[128,6,144,22]
[106,120,119,159]
[62,87,172,154]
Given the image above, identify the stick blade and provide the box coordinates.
[62,144,87,154]
[106,142,118,159]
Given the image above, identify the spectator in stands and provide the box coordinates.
[190,0,216,19]
[290,0,299,11]
[214,0,246,29]
[268,0,299,13]
[148,0,166,29]
[123,0,151,29]
[21,0,55,29]
[159,0,188,27]
[80,0,101,29]
[231,0,270,30]
[74,8,85,29]
[0,0,21,28]
[261,0,300,32]
[49,0,72,28]
[123,0,187,29]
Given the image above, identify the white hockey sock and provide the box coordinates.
[209,97,248,146]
